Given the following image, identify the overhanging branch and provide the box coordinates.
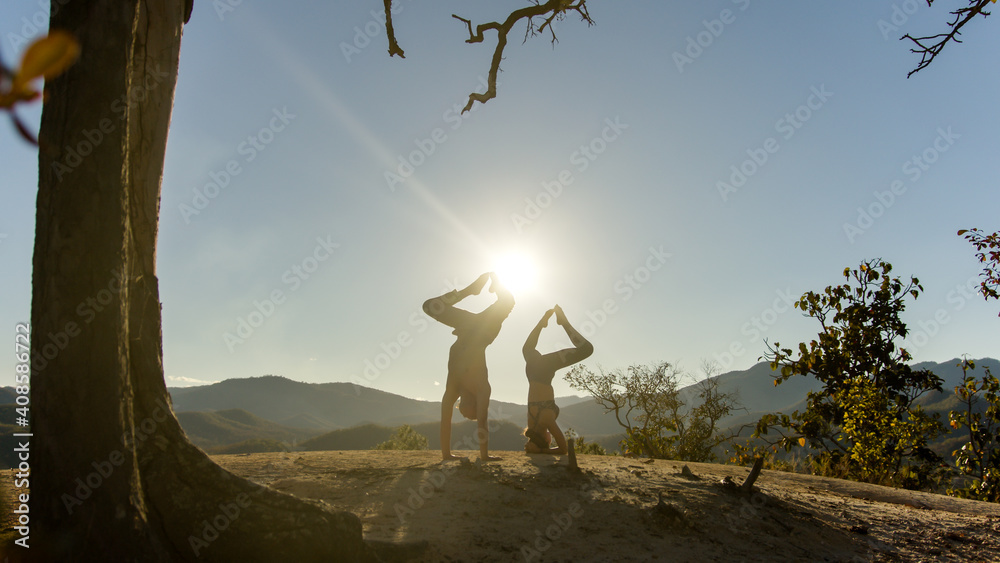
[902,0,992,77]
[384,0,405,58]
[452,0,593,113]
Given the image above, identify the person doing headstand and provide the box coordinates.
[423,272,514,461]
[523,305,593,454]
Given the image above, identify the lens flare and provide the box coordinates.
[493,252,539,294]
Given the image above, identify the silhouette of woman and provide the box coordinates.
[423,272,514,461]
[523,305,593,454]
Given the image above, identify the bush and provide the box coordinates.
[565,361,738,461]
[569,432,606,455]
[948,359,1000,502]
[373,424,429,451]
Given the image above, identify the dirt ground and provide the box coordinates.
[207,450,1000,562]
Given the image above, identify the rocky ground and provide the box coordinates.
[208,450,1000,562]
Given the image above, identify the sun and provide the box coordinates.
[492,251,539,294]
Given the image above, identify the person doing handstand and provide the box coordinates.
[523,305,593,454]
[423,272,514,461]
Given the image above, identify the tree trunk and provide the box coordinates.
[30,2,376,560]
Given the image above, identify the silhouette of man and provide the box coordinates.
[423,272,514,461]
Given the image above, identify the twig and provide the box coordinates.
[902,0,992,77]
[451,0,593,112]
[383,0,405,58]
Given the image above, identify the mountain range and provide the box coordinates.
[0,358,995,466]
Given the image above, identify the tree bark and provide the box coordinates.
[30,2,376,560]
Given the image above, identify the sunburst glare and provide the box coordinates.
[493,251,540,295]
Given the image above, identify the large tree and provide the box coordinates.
[24,1,591,560]
[757,260,944,485]
[30,2,375,561]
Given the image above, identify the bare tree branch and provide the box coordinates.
[903,0,992,77]
[452,0,593,113]
[384,0,405,58]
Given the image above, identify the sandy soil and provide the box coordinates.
[206,450,1000,563]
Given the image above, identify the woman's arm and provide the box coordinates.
[523,309,553,361]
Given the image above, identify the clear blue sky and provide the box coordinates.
[2,1,997,404]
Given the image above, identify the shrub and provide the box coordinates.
[570,432,607,455]
[373,424,429,451]
[948,358,1000,502]
[565,361,738,461]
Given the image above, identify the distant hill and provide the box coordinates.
[299,423,394,451]
[554,361,825,438]
[1,358,994,468]
[169,375,524,431]
[554,395,593,407]
[175,408,318,449]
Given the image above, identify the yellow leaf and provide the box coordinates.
[11,30,80,95]
[798,437,807,447]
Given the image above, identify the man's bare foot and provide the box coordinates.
[467,273,490,296]
[480,454,501,462]
[442,453,464,461]
[487,272,501,294]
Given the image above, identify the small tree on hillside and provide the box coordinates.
[757,259,944,485]
[564,361,739,461]
[374,425,429,451]
[946,233,1000,502]
[948,358,1000,502]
